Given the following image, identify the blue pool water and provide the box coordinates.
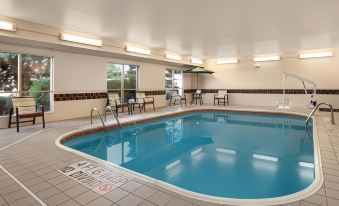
[64,112,315,199]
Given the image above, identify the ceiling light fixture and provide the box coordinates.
[165,53,182,61]
[191,57,203,65]
[253,55,280,62]
[60,33,102,46]
[299,51,333,59]
[0,20,16,31]
[216,57,239,64]
[126,45,151,55]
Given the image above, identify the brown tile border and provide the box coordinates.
[140,90,166,95]
[319,108,339,112]
[54,89,339,101]
[54,91,166,101]
[60,108,308,144]
[184,89,339,95]
[54,92,108,101]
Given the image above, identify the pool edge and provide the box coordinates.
[55,108,324,206]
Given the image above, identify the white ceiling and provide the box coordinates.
[1,0,339,59]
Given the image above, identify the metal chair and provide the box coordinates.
[106,93,128,117]
[214,90,229,106]
[136,92,155,111]
[169,90,186,106]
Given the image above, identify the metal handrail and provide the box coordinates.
[305,103,335,125]
[90,107,106,128]
[105,106,121,128]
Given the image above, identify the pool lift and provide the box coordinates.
[277,71,317,110]
[278,71,335,125]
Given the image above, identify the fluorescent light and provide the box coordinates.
[299,162,314,168]
[299,51,333,59]
[253,154,279,162]
[253,55,280,62]
[126,45,151,55]
[0,20,16,31]
[165,53,182,61]
[217,57,239,64]
[191,57,203,65]
[216,148,237,155]
[60,33,102,46]
[165,160,181,170]
[191,148,202,157]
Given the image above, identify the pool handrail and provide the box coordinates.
[90,107,106,129]
[305,102,335,125]
[105,106,121,128]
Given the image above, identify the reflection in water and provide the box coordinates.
[65,112,315,199]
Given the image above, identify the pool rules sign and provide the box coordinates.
[58,161,130,195]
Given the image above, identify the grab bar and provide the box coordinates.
[305,103,335,125]
[105,106,121,128]
[90,107,106,128]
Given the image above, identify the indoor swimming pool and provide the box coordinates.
[63,111,318,201]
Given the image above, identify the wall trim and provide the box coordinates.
[54,91,166,101]
[184,89,339,95]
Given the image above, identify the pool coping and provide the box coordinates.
[55,107,324,206]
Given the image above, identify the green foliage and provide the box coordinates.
[0,53,18,92]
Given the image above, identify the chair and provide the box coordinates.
[106,93,128,117]
[169,90,186,106]
[8,96,45,132]
[136,92,155,111]
[214,90,229,106]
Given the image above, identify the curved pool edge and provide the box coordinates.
[55,108,324,206]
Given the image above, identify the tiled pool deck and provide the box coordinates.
[0,105,339,206]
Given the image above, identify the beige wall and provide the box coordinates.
[201,51,339,108]
[0,42,188,128]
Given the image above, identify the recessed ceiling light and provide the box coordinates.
[60,33,103,47]
[216,57,239,64]
[126,45,151,55]
[299,51,333,59]
[165,53,182,61]
[191,57,203,65]
[253,55,281,62]
[0,20,16,31]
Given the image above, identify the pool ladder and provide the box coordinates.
[305,103,335,125]
[90,107,121,129]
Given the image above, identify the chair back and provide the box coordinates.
[171,90,179,97]
[108,93,120,105]
[11,96,36,114]
[218,90,227,96]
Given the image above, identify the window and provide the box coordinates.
[107,63,138,100]
[0,52,53,116]
[165,69,183,100]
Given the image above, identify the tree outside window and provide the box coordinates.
[0,52,53,116]
[107,63,138,100]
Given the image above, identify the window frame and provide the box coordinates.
[107,63,139,99]
[0,50,54,116]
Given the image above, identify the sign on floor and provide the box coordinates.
[58,161,130,195]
